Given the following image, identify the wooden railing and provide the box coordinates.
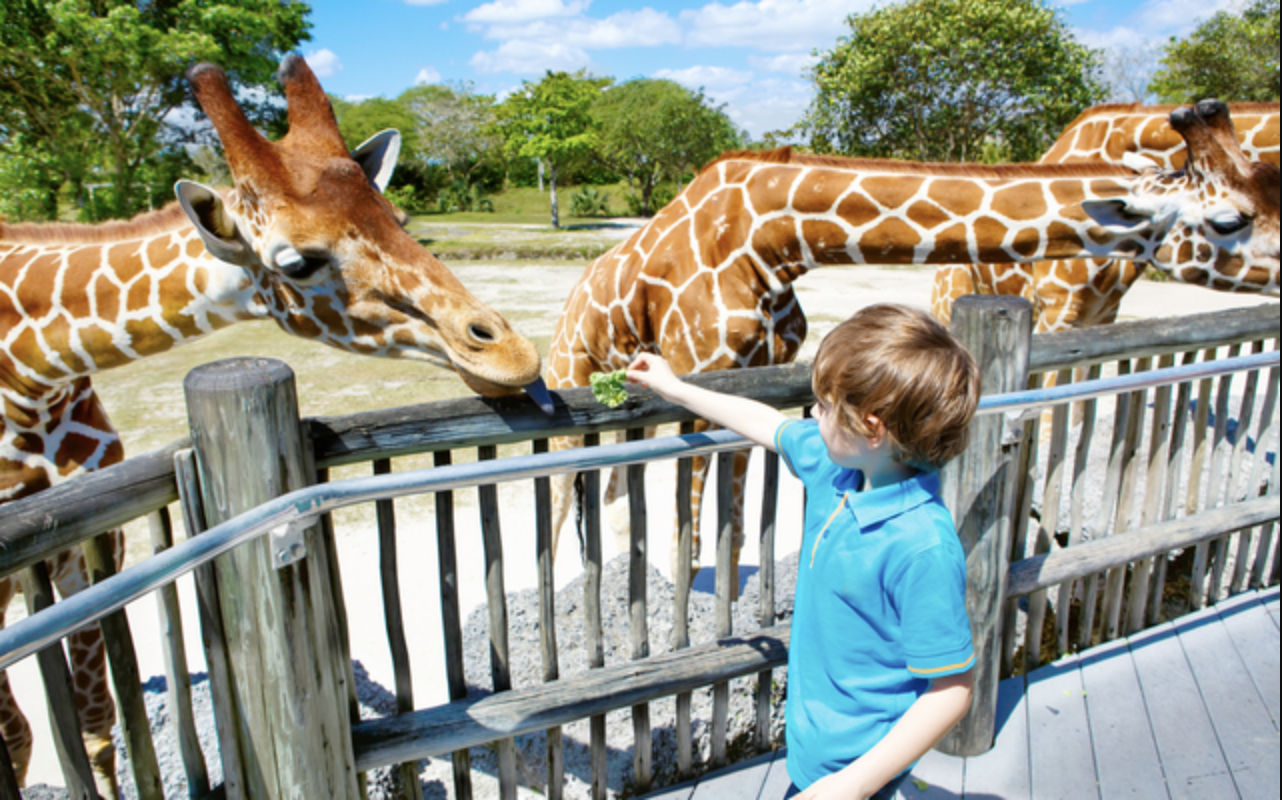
[0,300,1277,800]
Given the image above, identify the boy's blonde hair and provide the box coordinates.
[812,304,981,470]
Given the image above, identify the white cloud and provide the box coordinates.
[480,9,682,49]
[304,48,343,78]
[416,66,443,84]
[463,0,590,25]
[682,0,876,53]
[653,65,755,98]
[470,40,592,75]
[748,52,817,77]
[1129,0,1237,33]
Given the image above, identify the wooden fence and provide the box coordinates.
[0,299,1277,800]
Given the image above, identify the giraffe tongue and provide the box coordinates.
[524,376,556,415]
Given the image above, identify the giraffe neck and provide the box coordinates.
[1,208,266,400]
[684,158,1171,286]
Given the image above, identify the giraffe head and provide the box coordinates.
[175,55,549,404]
[1084,100,1279,293]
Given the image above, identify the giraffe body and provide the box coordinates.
[0,56,544,794]
[547,101,1279,588]
[931,101,1281,332]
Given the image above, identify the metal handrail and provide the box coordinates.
[0,349,1276,670]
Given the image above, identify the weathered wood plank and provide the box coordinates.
[477,445,517,800]
[758,751,792,800]
[1214,590,1280,728]
[637,779,694,800]
[711,451,734,768]
[756,450,780,753]
[1127,622,1235,799]
[937,296,1032,756]
[1006,496,1278,598]
[1078,637,1165,799]
[350,626,790,771]
[1174,605,1280,798]
[1026,654,1098,799]
[674,422,695,780]
[532,439,564,800]
[581,434,607,800]
[957,675,1030,799]
[626,426,653,793]
[1065,363,1101,652]
[898,747,963,799]
[690,751,773,799]
[431,449,473,800]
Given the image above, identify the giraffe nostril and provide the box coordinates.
[469,323,497,344]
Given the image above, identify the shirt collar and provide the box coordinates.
[844,470,940,529]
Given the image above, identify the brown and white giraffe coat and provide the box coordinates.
[0,55,546,795]
[547,100,1280,588]
[931,101,1281,332]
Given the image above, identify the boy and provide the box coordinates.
[626,304,981,800]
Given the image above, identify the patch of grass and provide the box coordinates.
[407,218,633,261]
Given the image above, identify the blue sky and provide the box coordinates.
[302,0,1238,139]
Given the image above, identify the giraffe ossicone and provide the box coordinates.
[546,99,1279,592]
[0,54,545,795]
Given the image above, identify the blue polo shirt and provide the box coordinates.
[774,419,974,790]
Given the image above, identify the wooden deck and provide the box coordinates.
[640,587,1280,800]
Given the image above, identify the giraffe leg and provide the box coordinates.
[50,540,121,800]
[549,435,585,565]
[0,577,34,788]
[728,448,750,603]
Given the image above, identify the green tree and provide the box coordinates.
[398,82,504,187]
[1149,0,1280,103]
[0,0,310,221]
[495,70,611,228]
[800,0,1105,163]
[592,78,741,216]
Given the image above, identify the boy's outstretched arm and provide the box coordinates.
[627,354,788,451]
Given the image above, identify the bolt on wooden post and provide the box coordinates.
[183,358,362,799]
[936,296,1033,757]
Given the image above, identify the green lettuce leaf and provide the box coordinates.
[589,369,629,408]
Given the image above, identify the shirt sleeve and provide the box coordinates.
[895,543,975,678]
[774,419,828,482]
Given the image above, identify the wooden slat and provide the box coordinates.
[689,751,773,799]
[1102,359,1146,644]
[1002,400,1039,677]
[1065,363,1101,652]
[82,531,164,800]
[20,562,100,799]
[431,449,472,800]
[351,626,790,771]
[711,451,734,768]
[960,675,1030,798]
[756,450,780,753]
[1128,622,1236,798]
[1209,344,1257,603]
[581,433,607,800]
[1127,353,1174,635]
[1027,370,1071,669]
[1212,590,1280,729]
[1194,345,1239,606]
[1082,362,1133,648]
[477,445,517,800]
[1174,604,1280,798]
[532,439,564,800]
[1241,343,1278,592]
[1151,351,1198,626]
[372,459,423,800]
[674,421,695,779]
[1026,654,1098,799]
[625,427,653,793]
[146,508,210,799]
[1078,637,1165,799]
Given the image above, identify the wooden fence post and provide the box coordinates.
[183,358,362,799]
[936,296,1033,757]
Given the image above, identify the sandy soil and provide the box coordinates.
[9,242,1277,791]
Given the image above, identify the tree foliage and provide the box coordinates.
[800,0,1105,163]
[0,0,310,221]
[1149,0,1280,104]
[398,82,504,186]
[591,78,740,216]
[495,70,611,228]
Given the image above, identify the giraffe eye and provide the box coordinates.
[273,246,331,280]
[1206,211,1250,236]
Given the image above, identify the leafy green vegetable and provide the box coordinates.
[589,370,629,408]
[912,778,930,792]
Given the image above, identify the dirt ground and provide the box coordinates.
[8,220,1279,790]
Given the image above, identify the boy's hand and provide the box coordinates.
[626,353,681,400]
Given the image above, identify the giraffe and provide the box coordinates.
[930,101,1280,332]
[545,99,1279,591]
[0,55,546,795]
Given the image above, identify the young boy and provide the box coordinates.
[626,304,981,800]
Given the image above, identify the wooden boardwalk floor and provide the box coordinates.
[641,586,1279,800]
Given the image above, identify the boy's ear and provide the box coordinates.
[864,414,887,447]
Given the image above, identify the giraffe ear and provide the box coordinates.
[350,129,401,193]
[175,180,250,265]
